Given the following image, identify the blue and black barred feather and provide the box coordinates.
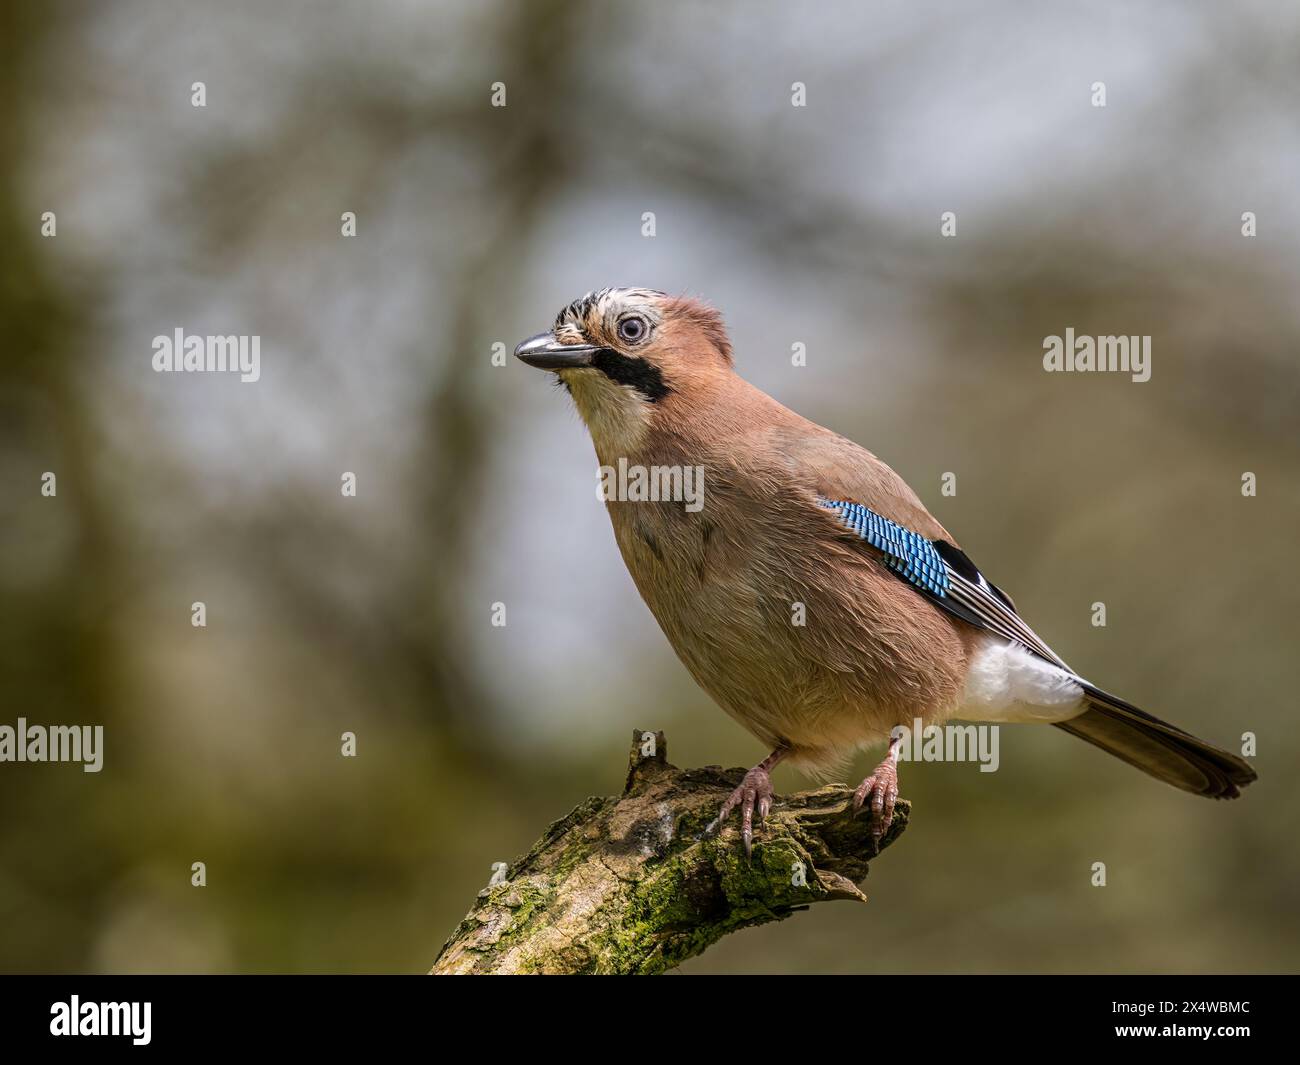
[818,499,950,597]
[817,499,1255,797]
[817,496,1065,666]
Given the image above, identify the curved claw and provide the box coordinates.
[853,758,900,844]
[715,765,775,857]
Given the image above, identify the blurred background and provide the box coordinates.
[2,0,1298,974]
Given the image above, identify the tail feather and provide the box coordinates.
[1054,684,1257,800]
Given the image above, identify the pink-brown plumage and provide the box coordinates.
[516,288,1256,848]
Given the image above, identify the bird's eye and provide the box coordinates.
[617,316,647,344]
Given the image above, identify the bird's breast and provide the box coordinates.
[603,487,972,761]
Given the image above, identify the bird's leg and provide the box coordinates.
[853,736,901,844]
[709,746,786,856]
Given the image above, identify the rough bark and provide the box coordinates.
[430,730,908,974]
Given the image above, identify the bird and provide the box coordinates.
[514,287,1257,854]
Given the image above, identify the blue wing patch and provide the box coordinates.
[818,498,950,597]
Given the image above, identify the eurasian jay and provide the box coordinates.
[515,288,1257,854]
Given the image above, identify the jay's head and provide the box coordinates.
[515,287,733,451]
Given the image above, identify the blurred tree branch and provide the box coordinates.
[430,731,907,975]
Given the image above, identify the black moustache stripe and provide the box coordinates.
[591,348,671,402]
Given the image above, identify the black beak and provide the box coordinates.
[514,332,600,370]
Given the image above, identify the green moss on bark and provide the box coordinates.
[431,731,906,975]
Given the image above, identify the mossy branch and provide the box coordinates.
[430,730,908,974]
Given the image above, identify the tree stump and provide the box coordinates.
[431,730,908,974]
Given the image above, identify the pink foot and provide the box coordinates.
[712,765,775,857]
[852,756,900,844]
